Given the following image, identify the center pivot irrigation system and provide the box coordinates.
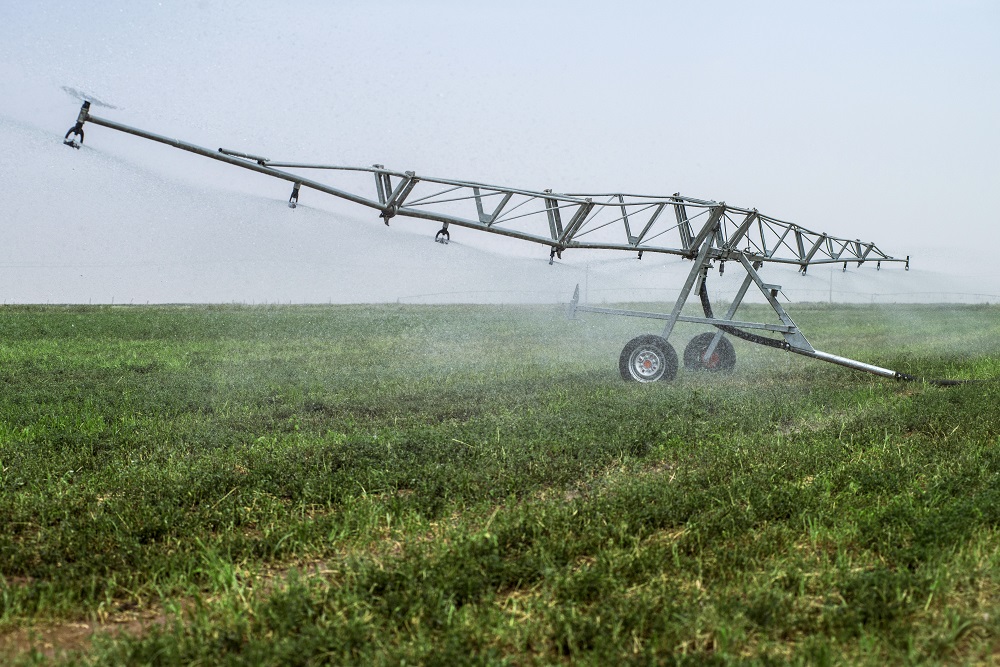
[65,101,928,384]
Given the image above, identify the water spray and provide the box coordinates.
[62,102,968,384]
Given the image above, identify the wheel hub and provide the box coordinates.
[633,350,661,379]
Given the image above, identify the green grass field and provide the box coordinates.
[1,302,999,665]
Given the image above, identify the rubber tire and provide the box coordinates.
[683,332,736,372]
[619,335,678,383]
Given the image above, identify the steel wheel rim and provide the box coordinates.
[631,348,663,381]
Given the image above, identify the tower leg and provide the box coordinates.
[659,238,715,341]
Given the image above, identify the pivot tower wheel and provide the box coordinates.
[619,335,678,382]
[683,332,736,372]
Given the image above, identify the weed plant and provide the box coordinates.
[1,303,999,664]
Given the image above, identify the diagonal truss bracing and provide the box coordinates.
[62,102,936,383]
[63,102,907,271]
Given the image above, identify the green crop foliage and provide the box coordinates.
[0,303,999,665]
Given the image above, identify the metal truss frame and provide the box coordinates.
[62,101,914,382]
[569,237,904,380]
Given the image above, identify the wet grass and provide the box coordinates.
[1,302,999,664]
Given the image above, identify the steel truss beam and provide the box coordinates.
[63,103,907,270]
[63,103,912,381]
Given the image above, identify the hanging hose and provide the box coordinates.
[894,373,974,387]
[698,279,786,350]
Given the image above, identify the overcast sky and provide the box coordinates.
[0,0,997,302]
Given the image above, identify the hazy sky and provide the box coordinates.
[1,0,998,302]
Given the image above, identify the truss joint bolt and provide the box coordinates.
[380,204,398,225]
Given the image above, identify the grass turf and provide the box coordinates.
[1,302,999,664]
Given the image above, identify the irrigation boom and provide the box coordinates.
[64,101,923,383]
